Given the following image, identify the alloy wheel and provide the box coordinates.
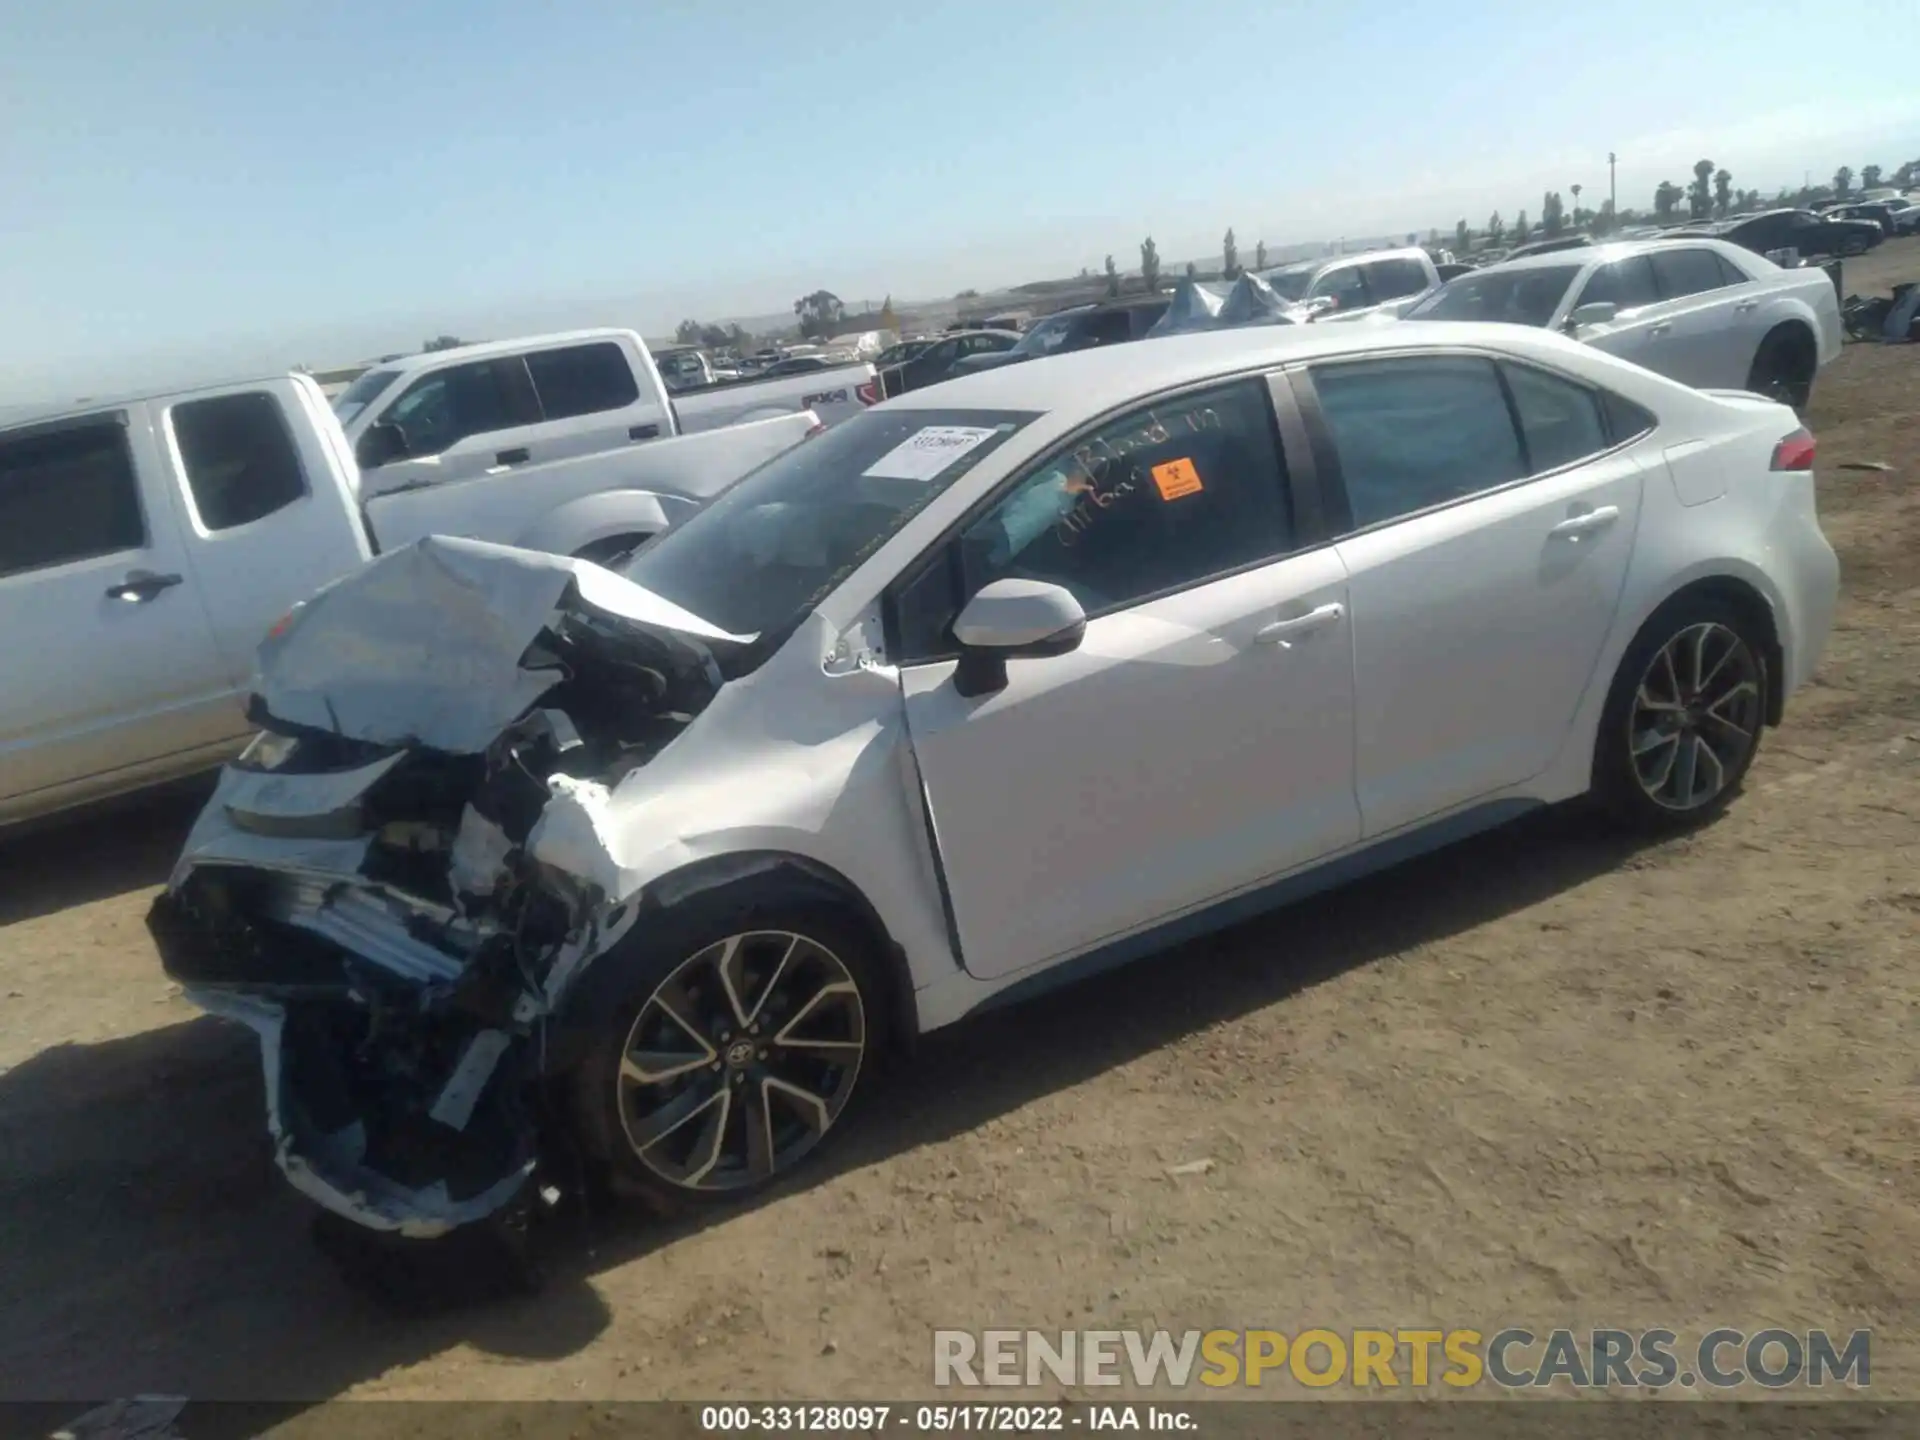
[615,931,867,1192]
[1628,622,1763,812]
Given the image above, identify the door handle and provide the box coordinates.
[105,569,184,602]
[1733,299,1760,312]
[494,447,531,465]
[629,424,661,441]
[1648,322,1673,336]
[1548,506,1621,539]
[1254,602,1345,647]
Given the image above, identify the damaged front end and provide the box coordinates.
[147,537,741,1243]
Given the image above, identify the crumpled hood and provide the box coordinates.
[252,535,749,754]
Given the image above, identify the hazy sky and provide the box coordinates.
[4,0,1918,400]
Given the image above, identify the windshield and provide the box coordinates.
[1007,314,1080,357]
[331,368,402,425]
[1261,268,1314,301]
[1403,264,1583,327]
[876,341,932,366]
[618,406,1042,643]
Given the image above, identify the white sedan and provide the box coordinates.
[1398,238,1843,410]
[151,321,1840,1254]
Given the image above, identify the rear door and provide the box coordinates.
[1644,247,1758,387]
[521,339,672,459]
[158,378,374,694]
[1296,352,1647,837]
[0,409,230,819]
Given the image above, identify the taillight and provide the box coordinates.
[1771,428,1816,471]
[856,379,883,406]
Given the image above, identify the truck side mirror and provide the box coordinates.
[356,422,411,470]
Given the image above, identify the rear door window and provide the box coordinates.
[1310,356,1526,529]
[171,392,308,531]
[1650,248,1736,300]
[0,418,147,578]
[525,342,642,421]
[1500,362,1611,473]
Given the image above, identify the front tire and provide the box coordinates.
[1591,596,1769,834]
[569,901,884,1218]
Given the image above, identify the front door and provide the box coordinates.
[1299,353,1645,837]
[0,409,230,819]
[896,376,1361,980]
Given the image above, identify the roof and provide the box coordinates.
[364,327,639,378]
[1,372,308,434]
[1262,245,1430,279]
[877,320,1600,418]
[1463,236,1756,275]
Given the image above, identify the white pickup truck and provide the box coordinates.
[0,371,815,828]
[332,328,878,503]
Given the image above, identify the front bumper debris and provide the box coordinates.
[148,536,732,1246]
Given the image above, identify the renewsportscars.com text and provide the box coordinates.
[933,1327,1871,1391]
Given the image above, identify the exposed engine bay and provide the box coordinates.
[146,537,743,1259]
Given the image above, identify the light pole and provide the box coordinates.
[1608,152,1617,216]
[1571,183,1583,228]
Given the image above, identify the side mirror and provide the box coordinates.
[1568,301,1618,331]
[356,421,411,470]
[950,579,1087,698]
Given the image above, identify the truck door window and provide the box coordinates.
[1310,265,1369,312]
[1084,310,1134,347]
[525,342,642,421]
[170,392,309,531]
[0,418,146,578]
[380,358,537,459]
[1361,258,1431,300]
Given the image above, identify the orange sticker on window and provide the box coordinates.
[1151,457,1204,500]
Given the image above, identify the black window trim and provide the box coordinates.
[167,389,313,535]
[882,366,1330,668]
[1287,346,1658,543]
[0,409,150,578]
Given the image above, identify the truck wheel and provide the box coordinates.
[572,532,652,568]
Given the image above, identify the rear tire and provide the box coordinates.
[1591,595,1770,835]
[1745,327,1815,413]
[568,897,887,1219]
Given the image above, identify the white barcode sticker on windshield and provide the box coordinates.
[862,425,1000,481]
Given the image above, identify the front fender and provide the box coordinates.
[513,490,698,557]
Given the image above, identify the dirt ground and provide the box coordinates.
[3,243,1918,1418]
